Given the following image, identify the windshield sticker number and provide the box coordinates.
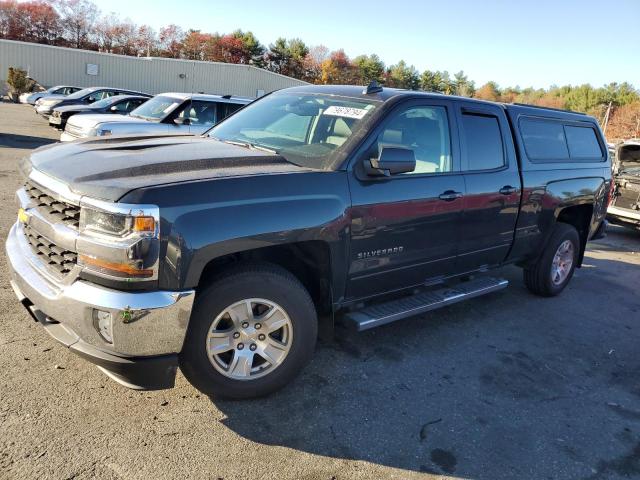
[323,106,369,120]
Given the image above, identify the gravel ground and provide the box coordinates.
[1,100,639,480]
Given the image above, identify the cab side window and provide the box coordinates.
[112,100,130,112]
[177,101,217,126]
[460,113,505,171]
[375,106,452,174]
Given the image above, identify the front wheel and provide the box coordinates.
[523,223,580,297]
[179,263,317,399]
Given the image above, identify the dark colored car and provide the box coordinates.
[608,139,640,228]
[49,94,151,130]
[35,86,151,118]
[6,84,611,399]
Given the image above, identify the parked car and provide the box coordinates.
[608,139,640,229]
[20,85,82,105]
[60,92,250,141]
[35,86,150,118]
[49,94,152,130]
[6,84,610,399]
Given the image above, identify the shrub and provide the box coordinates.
[7,67,29,95]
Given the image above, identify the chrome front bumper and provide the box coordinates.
[6,221,195,358]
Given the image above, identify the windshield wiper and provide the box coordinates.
[219,139,278,155]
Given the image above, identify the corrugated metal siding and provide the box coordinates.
[0,39,307,97]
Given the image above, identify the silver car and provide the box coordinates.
[20,85,81,105]
[61,92,251,142]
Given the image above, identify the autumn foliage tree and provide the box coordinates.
[0,0,62,44]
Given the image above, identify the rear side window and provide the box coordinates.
[520,119,569,160]
[520,118,603,162]
[565,126,602,159]
[461,113,505,170]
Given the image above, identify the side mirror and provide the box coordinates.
[365,146,416,176]
[109,105,119,112]
[174,117,190,126]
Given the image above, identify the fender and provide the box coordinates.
[126,171,352,296]
[531,176,606,264]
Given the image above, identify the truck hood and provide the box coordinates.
[28,135,314,201]
[66,113,148,130]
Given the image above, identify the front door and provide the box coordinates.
[455,102,521,272]
[347,100,466,300]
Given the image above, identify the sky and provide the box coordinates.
[90,0,640,89]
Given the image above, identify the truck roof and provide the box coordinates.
[284,84,592,121]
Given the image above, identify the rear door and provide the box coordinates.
[454,102,521,272]
[347,99,466,299]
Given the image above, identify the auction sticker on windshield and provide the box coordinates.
[323,106,369,120]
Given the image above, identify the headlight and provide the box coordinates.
[77,200,160,281]
[96,128,112,136]
[80,208,155,236]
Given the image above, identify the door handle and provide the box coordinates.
[499,185,517,195]
[438,190,463,201]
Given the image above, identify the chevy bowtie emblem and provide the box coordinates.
[17,208,29,225]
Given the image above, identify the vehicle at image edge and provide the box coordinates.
[60,93,251,141]
[49,94,152,130]
[20,85,82,105]
[6,84,611,399]
[608,139,640,229]
[35,86,151,118]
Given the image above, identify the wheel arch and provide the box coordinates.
[555,203,594,267]
[196,241,335,322]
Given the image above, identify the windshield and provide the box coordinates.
[618,144,640,174]
[130,95,181,121]
[65,88,95,100]
[91,96,121,109]
[207,92,379,169]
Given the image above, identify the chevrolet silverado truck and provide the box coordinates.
[6,84,611,399]
[608,139,640,229]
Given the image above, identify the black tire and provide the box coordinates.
[523,223,580,297]
[179,263,317,399]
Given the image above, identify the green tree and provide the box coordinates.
[265,37,308,79]
[453,70,475,97]
[420,70,452,93]
[232,30,265,66]
[385,60,420,90]
[353,54,385,84]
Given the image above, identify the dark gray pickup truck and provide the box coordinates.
[6,84,611,399]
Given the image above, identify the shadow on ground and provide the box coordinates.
[212,255,640,479]
[0,132,57,149]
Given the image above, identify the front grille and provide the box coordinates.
[23,224,78,275]
[25,181,80,229]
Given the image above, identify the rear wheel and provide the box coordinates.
[524,223,580,297]
[179,263,317,399]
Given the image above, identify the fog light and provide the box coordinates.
[93,310,113,343]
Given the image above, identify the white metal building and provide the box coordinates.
[0,39,307,98]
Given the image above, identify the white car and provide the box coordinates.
[20,85,81,105]
[61,92,251,142]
